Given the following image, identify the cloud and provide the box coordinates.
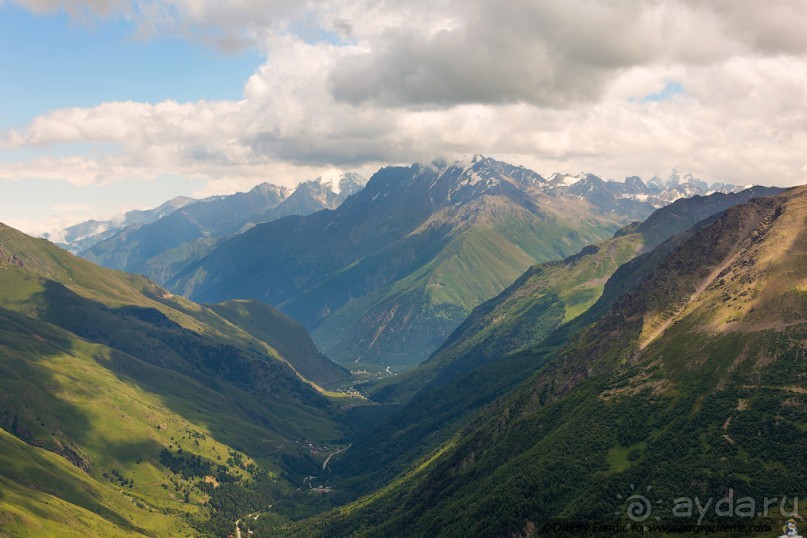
[2,0,807,211]
[327,0,807,107]
[4,202,96,237]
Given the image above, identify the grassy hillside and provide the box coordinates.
[306,195,621,366]
[368,236,641,399]
[314,189,784,502]
[370,187,781,402]
[169,160,636,368]
[0,425,180,538]
[295,186,806,536]
[209,299,350,387]
[0,224,348,536]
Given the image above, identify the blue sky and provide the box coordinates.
[638,82,685,104]
[1,3,261,232]
[0,4,260,128]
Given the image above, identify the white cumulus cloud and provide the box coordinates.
[2,0,807,230]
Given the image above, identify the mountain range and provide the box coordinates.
[52,172,366,282]
[163,156,742,367]
[290,185,806,537]
[43,195,198,254]
[48,157,743,370]
[368,186,782,403]
[2,165,801,537]
[304,186,784,506]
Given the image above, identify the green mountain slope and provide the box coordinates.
[371,187,782,402]
[311,195,616,366]
[209,299,350,387]
[297,190,769,503]
[0,424,172,538]
[298,185,807,536]
[0,224,348,536]
[170,157,639,367]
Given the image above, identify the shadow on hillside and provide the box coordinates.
[26,280,338,468]
[0,308,150,532]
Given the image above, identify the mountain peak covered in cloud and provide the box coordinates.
[315,170,368,196]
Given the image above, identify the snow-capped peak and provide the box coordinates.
[648,171,679,188]
[250,183,289,198]
[547,172,588,186]
[341,171,369,187]
[647,170,711,192]
[43,221,111,245]
[291,171,368,201]
[317,169,347,195]
[453,153,488,171]
[313,170,367,196]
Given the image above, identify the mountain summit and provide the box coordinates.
[167,156,700,367]
[59,156,742,369]
[77,172,365,281]
[43,195,198,253]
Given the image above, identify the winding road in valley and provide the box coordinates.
[235,511,264,538]
[233,445,351,537]
[322,444,351,471]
